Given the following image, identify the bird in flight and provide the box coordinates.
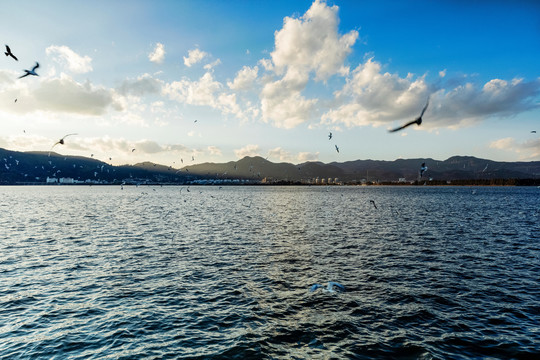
[370,200,377,209]
[19,62,40,79]
[328,132,332,140]
[4,45,18,61]
[389,98,430,133]
[420,162,428,177]
[51,133,77,150]
[335,145,339,153]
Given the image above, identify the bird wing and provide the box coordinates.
[388,118,417,132]
[32,62,40,71]
[420,98,430,117]
[60,133,78,140]
[18,72,30,79]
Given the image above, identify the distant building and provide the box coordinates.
[46,177,58,184]
[398,178,407,183]
[59,177,74,184]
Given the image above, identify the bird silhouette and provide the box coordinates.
[5,45,18,61]
[389,98,429,133]
[328,132,332,140]
[19,62,39,79]
[51,133,77,150]
[370,200,377,209]
[335,145,339,153]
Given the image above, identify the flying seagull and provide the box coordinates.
[5,45,18,61]
[328,132,332,140]
[335,145,339,153]
[19,62,39,79]
[420,162,428,177]
[51,133,77,150]
[389,98,430,133]
[370,200,377,209]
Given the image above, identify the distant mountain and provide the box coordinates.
[0,148,195,185]
[1,147,539,185]
[182,155,540,183]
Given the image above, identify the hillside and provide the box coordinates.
[1,147,539,185]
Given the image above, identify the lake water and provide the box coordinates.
[1,185,539,359]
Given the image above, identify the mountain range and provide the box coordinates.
[1,147,539,185]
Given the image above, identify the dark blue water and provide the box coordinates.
[1,186,539,359]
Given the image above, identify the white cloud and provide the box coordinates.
[163,72,247,119]
[439,69,447,78]
[9,73,123,116]
[228,66,259,90]
[204,59,222,70]
[149,43,166,64]
[259,0,358,129]
[268,147,294,162]
[207,146,222,156]
[489,137,540,160]
[183,48,208,67]
[270,0,358,81]
[297,151,319,162]
[234,144,260,158]
[322,56,540,130]
[46,45,93,73]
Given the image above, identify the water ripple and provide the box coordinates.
[1,185,539,359]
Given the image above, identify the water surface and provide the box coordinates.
[1,185,539,359]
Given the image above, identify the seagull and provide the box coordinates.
[389,98,430,133]
[335,145,339,153]
[370,200,377,209]
[310,282,345,293]
[328,132,332,140]
[532,131,537,133]
[5,45,18,61]
[131,148,136,152]
[51,133,77,150]
[420,162,428,177]
[19,62,40,79]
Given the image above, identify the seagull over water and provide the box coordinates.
[389,98,429,133]
[5,45,18,61]
[19,62,39,79]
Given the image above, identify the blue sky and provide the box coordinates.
[0,0,538,166]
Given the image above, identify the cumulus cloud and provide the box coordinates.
[234,144,261,158]
[149,43,166,64]
[297,151,319,162]
[489,137,540,160]
[46,45,93,73]
[428,78,540,128]
[260,0,357,128]
[12,74,122,116]
[163,72,245,119]
[118,74,163,96]
[207,145,222,156]
[183,48,208,67]
[228,66,259,90]
[322,56,540,130]
[271,0,358,80]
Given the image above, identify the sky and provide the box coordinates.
[0,0,539,167]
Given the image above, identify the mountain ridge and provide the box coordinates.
[1,148,539,185]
